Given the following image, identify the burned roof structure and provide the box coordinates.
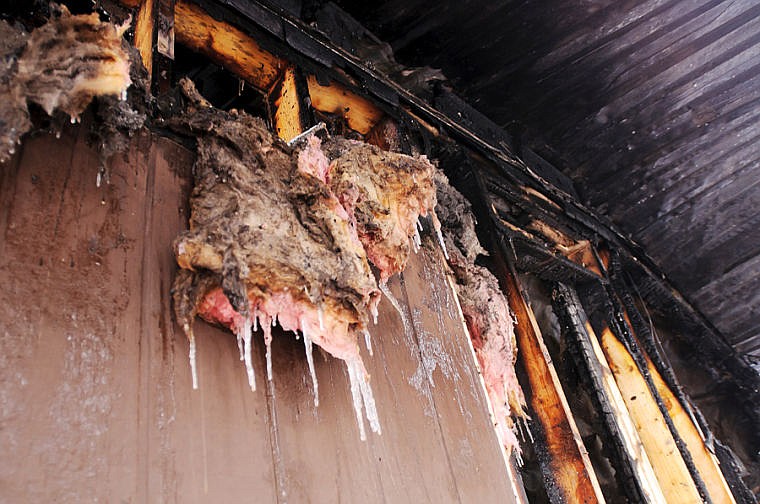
[0,0,758,502]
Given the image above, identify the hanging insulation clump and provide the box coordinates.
[0,6,132,163]
[171,79,443,439]
[435,170,527,455]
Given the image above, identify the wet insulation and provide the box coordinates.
[435,170,526,454]
[171,80,446,438]
[0,6,131,163]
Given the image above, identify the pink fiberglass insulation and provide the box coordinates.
[321,138,440,283]
[434,170,526,455]
[171,79,442,437]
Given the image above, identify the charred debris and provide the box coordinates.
[1,0,758,501]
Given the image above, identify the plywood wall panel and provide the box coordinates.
[0,125,514,503]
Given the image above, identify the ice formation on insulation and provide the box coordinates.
[303,330,319,406]
[239,318,256,391]
[171,79,446,440]
[362,329,373,356]
[434,170,527,455]
[0,7,132,163]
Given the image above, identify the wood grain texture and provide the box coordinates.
[498,252,605,503]
[134,0,155,78]
[174,0,284,91]
[0,125,514,502]
[306,75,384,134]
[642,344,736,503]
[272,66,303,142]
[599,326,703,504]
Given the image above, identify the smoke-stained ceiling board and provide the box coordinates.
[335,0,760,366]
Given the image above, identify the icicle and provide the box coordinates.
[303,329,319,407]
[514,449,524,467]
[416,218,424,232]
[120,89,127,101]
[354,359,381,435]
[363,328,373,356]
[96,171,102,188]
[379,281,411,340]
[346,358,381,439]
[318,307,324,331]
[189,334,198,390]
[240,317,256,391]
[435,225,449,260]
[263,318,273,381]
[236,331,244,361]
[412,226,421,253]
[370,303,378,325]
[520,415,534,443]
[432,213,450,260]
[345,359,367,441]
[253,309,258,332]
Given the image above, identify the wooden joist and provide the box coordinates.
[644,348,736,503]
[306,75,383,134]
[272,66,305,142]
[599,324,703,503]
[174,0,284,91]
[616,311,737,504]
[496,245,605,503]
[553,284,665,503]
[134,0,156,78]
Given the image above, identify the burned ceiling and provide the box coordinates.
[2,0,759,501]
[332,0,760,369]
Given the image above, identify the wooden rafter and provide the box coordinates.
[617,311,737,504]
[553,283,665,503]
[599,324,703,503]
[306,75,383,135]
[496,244,605,503]
[173,0,284,91]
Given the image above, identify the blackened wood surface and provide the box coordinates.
[338,0,760,365]
[0,126,513,503]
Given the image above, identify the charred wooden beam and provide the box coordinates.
[598,323,705,503]
[306,75,383,135]
[270,66,306,142]
[607,262,738,503]
[173,0,284,91]
[133,0,156,79]
[600,283,714,503]
[553,283,665,504]
[494,242,605,503]
[642,344,737,504]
